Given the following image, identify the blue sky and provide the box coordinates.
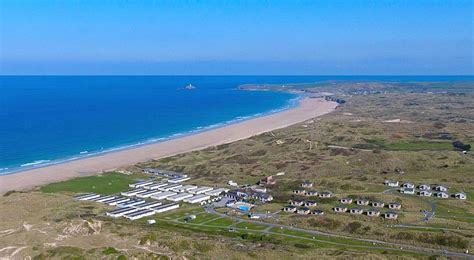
[0,0,472,75]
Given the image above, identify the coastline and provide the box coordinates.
[0,97,337,194]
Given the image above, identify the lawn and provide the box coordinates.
[234,221,269,231]
[384,142,453,151]
[205,217,237,227]
[40,172,136,194]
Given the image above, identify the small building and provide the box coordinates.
[312,210,324,216]
[388,202,401,210]
[129,180,154,189]
[167,193,194,202]
[400,188,415,195]
[340,198,353,204]
[158,183,183,191]
[435,192,449,199]
[301,180,314,188]
[121,188,148,197]
[151,191,177,200]
[402,183,415,189]
[371,201,385,208]
[297,207,311,215]
[366,209,380,217]
[168,176,191,183]
[305,190,318,196]
[259,176,276,185]
[107,207,139,218]
[150,203,180,213]
[137,201,163,209]
[191,187,213,194]
[434,185,448,192]
[384,180,399,187]
[228,180,238,186]
[418,190,432,197]
[117,199,146,208]
[418,184,431,191]
[383,211,399,219]
[305,200,317,207]
[333,206,348,213]
[319,191,333,198]
[205,188,229,196]
[356,198,369,205]
[289,199,304,206]
[106,197,130,206]
[136,190,162,198]
[143,182,168,190]
[293,188,306,195]
[283,205,297,212]
[183,194,211,204]
[75,193,100,201]
[350,208,364,214]
[124,209,156,220]
[454,192,467,200]
[250,185,267,193]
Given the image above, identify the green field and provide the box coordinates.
[40,172,137,194]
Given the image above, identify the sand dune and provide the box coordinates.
[0,98,337,193]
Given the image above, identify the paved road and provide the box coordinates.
[204,207,472,259]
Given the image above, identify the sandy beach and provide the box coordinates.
[0,98,337,193]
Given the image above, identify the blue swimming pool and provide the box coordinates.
[238,205,250,211]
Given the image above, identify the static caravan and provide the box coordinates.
[106,207,139,218]
[117,199,146,208]
[182,185,198,191]
[143,182,168,190]
[184,194,210,204]
[168,176,191,183]
[158,183,183,191]
[151,191,177,200]
[129,180,155,188]
[137,201,163,209]
[167,193,193,202]
[95,195,117,203]
[124,209,155,220]
[136,190,162,198]
[151,203,180,213]
[121,188,147,197]
[191,187,213,194]
[88,195,110,202]
[106,197,130,206]
[75,193,100,201]
[205,188,229,196]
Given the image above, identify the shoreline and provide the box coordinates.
[0,97,337,194]
[1,93,303,176]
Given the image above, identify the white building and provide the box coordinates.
[384,180,399,187]
[129,180,154,188]
[419,184,431,190]
[107,207,139,218]
[143,182,168,190]
[95,195,117,203]
[151,203,180,213]
[124,209,155,220]
[168,176,191,183]
[418,190,432,197]
[75,193,100,201]
[137,201,163,209]
[191,187,213,194]
[151,191,177,200]
[434,185,448,192]
[117,199,146,208]
[106,197,130,206]
[121,188,148,197]
[136,190,162,198]
[184,194,211,204]
[158,183,183,191]
[402,183,415,189]
[435,192,449,198]
[455,192,467,200]
[205,188,229,196]
[400,188,415,194]
[167,193,194,202]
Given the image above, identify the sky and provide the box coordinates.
[0,0,472,75]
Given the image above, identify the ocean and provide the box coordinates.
[0,75,472,174]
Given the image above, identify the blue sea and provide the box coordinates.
[0,75,472,174]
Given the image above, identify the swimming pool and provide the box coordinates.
[238,205,250,211]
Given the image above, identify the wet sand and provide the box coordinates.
[0,98,337,193]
